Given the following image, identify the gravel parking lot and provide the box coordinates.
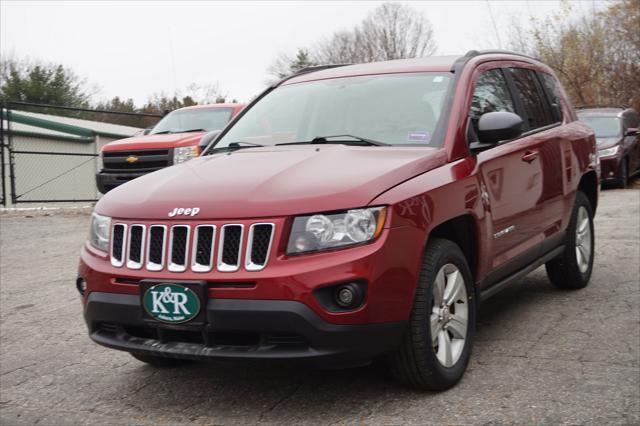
[1,187,638,425]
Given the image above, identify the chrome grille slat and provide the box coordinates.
[168,225,190,272]
[218,224,244,272]
[111,222,273,272]
[126,225,146,269]
[245,223,274,271]
[191,225,216,272]
[111,224,127,267]
[146,225,166,271]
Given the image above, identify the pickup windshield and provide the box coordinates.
[579,115,621,138]
[150,108,233,135]
[214,73,453,149]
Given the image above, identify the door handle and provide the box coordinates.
[521,150,539,163]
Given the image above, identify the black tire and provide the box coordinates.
[545,191,594,289]
[130,352,189,368]
[617,157,628,188]
[390,238,476,391]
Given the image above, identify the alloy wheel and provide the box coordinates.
[431,263,468,367]
[575,206,592,273]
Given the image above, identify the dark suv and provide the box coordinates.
[78,50,598,391]
[578,107,640,187]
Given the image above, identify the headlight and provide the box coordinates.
[173,146,200,164]
[88,213,111,252]
[598,146,619,157]
[287,207,387,254]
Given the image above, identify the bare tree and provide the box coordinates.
[314,3,437,64]
[267,2,438,81]
[313,31,364,64]
[356,2,437,62]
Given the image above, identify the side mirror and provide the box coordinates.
[471,111,524,152]
[142,126,153,135]
[625,127,638,137]
[198,130,221,153]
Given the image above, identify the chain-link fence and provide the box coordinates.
[1,102,163,206]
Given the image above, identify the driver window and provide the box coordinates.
[468,69,515,143]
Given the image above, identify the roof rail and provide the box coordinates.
[271,64,353,88]
[451,49,538,72]
[296,64,352,75]
[464,49,539,61]
[575,105,628,110]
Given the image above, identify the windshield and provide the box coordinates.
[151,108,233,134]
[579,115,621,138]
[214,73,453,148]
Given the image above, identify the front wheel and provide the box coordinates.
[390,238,476,391]
[545,191,594,289]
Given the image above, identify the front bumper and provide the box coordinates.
[85,291,406,365]
[96,171,147,194]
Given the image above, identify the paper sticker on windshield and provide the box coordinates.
[408,131,431,142]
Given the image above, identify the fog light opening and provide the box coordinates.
[76,277,87,295]
[334,283,362,309]
[337,287,354,307]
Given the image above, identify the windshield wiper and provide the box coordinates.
[228,141,265,148]
[151,130,172,135]
[181,128,208,133]
[207,141,266,155]
[277,134,389,146]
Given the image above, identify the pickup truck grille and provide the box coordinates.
[110,222,274,273]
[102,149,171,173]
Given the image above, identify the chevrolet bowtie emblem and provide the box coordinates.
[125,155,139,164]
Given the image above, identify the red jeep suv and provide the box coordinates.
[78,51,598,390]
[97,103,244,193]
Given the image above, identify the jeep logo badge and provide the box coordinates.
[142,284,200,324]
[168,207,200,217]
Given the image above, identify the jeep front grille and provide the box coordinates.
[110,222,274,272]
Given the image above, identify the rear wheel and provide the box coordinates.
[130,352,190,368]
[390,239,476,390]
[545,191,594,289]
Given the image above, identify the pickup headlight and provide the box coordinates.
[88,213,111,252]
[173,146,200,164]
[287,207,387,255]
[598,146,619,157]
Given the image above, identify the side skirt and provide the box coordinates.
[479,245,565,302]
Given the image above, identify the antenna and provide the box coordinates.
[168,27,179,98]
[485,0,503,49]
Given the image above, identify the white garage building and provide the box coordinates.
[1,109,142,206]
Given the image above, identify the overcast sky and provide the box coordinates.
[1,0,604,105]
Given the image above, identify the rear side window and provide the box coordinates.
[539,72,564,122]
[509,68,553,130]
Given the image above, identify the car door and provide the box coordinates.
[469,65,559,289]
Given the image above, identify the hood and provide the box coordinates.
[596,137,621,150]
[102,132,205,152]
[97,145,446,220]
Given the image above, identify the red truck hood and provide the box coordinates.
[96,145,446,220]
[101,132,205,152]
